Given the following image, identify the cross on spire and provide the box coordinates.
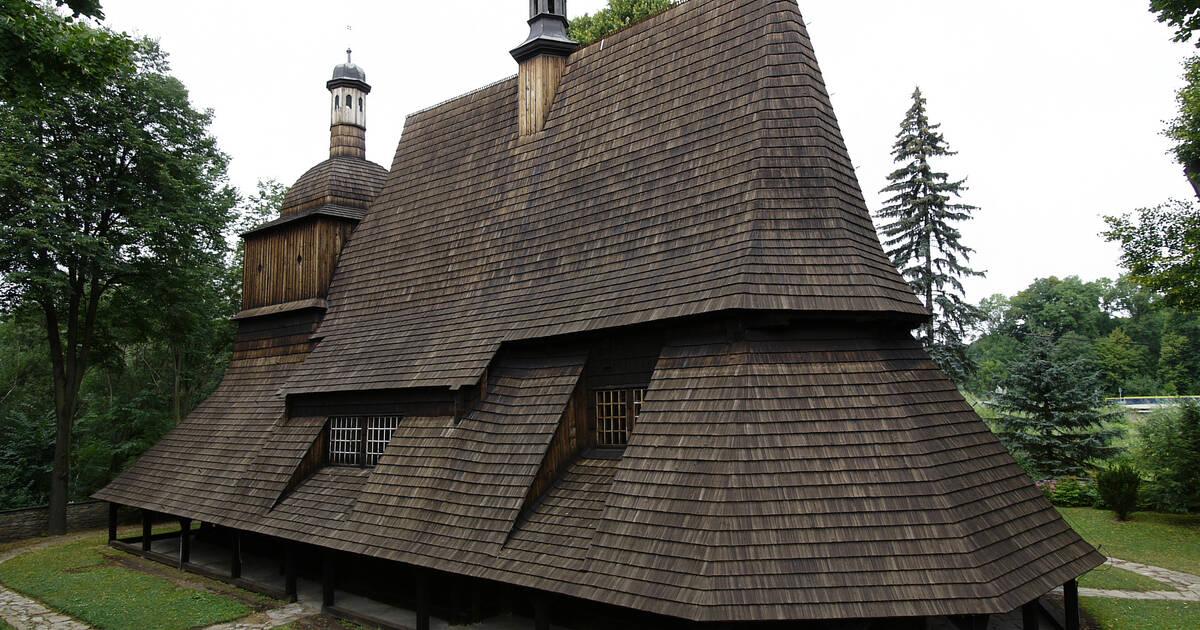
[346,48,353,64]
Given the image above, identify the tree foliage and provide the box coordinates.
[1135,404,1200,513]
[1105,200,1200,311]
[991,335,1123,478]
[0,0,130,102]
[875,88,983,381]
[0,23,234,531]
[968,276,1199,398]
[569,0,674,45]
[1151,0,1200,45]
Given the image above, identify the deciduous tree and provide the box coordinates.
[0,35,233,533]
[569,0,674,45]
[1105,200,1200,311]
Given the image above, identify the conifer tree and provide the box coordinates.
[877,88,983,381]
[993,335,1123,478]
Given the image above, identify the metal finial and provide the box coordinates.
[346,48,352,64]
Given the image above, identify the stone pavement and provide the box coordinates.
[1073,557,1200,602]
[202,602,319,630]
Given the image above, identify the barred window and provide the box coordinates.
[327,416,402,467]
[595,388,646,447]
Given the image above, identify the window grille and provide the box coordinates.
[595,388,646,447]
[327,416,402,467]
[329,417,362,466]
[365,416,401,465]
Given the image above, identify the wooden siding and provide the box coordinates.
[330,124,366,159]
[242,217,354,311]
[518,53,567,137]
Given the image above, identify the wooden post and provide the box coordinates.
[1022,601,1039,630]
[107,503,118,543]
[141,510,153,552]
[322,550,336,609]
[533,594,550,630]
[230,531,242,579]
[1064,579,1080,630]
[178,518,192,569]
[284,544,298,602]
[415,570,431,630]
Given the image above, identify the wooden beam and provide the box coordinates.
[284,544,298,602]
[141,511,153,552]
[107,503,118,543]
[230,531,242,579]
[533,594,550,630]
[1064,579,1080,630]
[1022,601,1040,630]
[322,550,336,609]
[178,518,192,569]
[415,570,430,630]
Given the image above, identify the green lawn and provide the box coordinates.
[1082,598,1200,630]
[0,619,15,630]
[0,534,253,630]
[1078,566,1168,592]
[1059,508,1200,575]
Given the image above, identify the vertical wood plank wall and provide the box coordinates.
[242,218,354,310]
[518,54,567,137]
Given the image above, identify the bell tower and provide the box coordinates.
[511,0,579,137]
[327,49,371,159]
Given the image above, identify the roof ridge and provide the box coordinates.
[407,74,516,119]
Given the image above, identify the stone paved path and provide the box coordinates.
[202,602,319,630]
[1074,557,1200,601]
[0,536,318,630]
[0,538,92,630]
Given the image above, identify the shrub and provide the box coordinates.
[1134,404,1200,513]
[1096,464,1142,521]
[1048,477,1099,507]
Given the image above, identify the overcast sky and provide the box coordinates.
[97,0,1193,302]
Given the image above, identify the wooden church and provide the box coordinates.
[97,1,1104,628]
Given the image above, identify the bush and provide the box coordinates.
[1097,464,1142,521]
[1134,404,1200,513]
[1038,477,1098,507]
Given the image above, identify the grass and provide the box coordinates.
[1078,565,1168,592]
[1082,598,1200,630]
[1058,508,1200,575]
[0,533,253,630]
[0,619,14,630]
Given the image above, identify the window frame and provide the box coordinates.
[326,415,402,468]
[592,387,646,448]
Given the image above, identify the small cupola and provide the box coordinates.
[327,49,371,159]
[511,0,579,137]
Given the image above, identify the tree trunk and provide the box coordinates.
[1186,161,1200,204]
[48,381,73,536]
[172,346,183,423]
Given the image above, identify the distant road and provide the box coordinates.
[1106,396,1200,414]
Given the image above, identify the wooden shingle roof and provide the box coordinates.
[284,0,927,395]
[97,0,1103,623]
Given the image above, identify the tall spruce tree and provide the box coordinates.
[877,87,983,381]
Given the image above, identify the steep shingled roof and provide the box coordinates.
[284,0,927,395]
[97,0,1103,623]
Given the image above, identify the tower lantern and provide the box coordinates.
[327,49,371,159]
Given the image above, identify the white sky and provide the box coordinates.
[98,0,1194,302]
